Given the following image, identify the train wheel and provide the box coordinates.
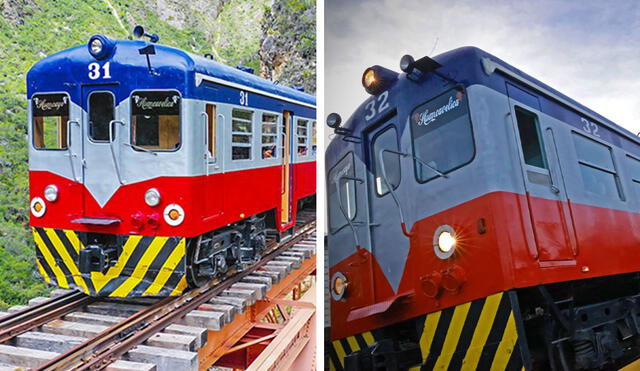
[186,235,214,288]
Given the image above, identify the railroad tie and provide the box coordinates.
[275,256,302,269]
[231,282,268,300]
[209,296,247,314]
[163,324,208,348]
[123,345,198,371]
[242,275,273,289]
[221,288,256,306]
[197,304,236,323]
[179,310,226,331]
[253,269,282,283]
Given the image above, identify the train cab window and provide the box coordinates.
[371,126,400,196]
[311,121,317,156]
[206,104,217,160]
[261,113,278,159]
[131,91,181,151]
[573,133,622,199]
[297,119,309,156]
[232,108,253,160]
[88,92,114,141]
[627,156,640,197]
[515,108,547,168]
[328,152,356,232]
[410,88,474,182]
[32,93,69,150]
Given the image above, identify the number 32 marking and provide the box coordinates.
[365,91,389,121]
[581,117,600,137]
[88,62,111,80]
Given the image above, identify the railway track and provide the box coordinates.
[0,217,316,370]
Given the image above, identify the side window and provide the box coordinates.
[573,133,621,199]
[89,92,114,142]
[206,104,216,160]
[32,93,69,150]
[232,108,253,160]
[311,120,317,156]
[131,91,181,151]
[371,126,400,196]
[261,113,278,159]
[328,152,356,232]
[297,119,309,156]
[515,108,547,168]
[410,88,474,182]
[628,156,640,197]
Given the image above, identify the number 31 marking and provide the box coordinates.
[88,62,111,80]
[364,91,389,121]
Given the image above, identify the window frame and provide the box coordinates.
[370,124,401,197]
[129,89,183,153]
[627,154,640,196]
[87,90,115,144]
[260,112,280,160]
[231,107,254,161]
[328,151,357,234]
[572,130,623,200]
[31,91,71,152]
[409,86,476,184]
[514,106,549,169]
[296,118,310,157]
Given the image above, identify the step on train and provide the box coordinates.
[27,26,316,298]
[326,47,640,370]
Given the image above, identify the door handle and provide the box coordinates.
[550,185,560,194]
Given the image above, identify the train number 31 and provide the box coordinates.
[88,62,112,80]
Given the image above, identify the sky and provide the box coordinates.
[324,0,640,142]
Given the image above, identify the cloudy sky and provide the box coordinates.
[325,0,640,139]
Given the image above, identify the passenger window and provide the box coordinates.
[206,104,216,160]
[32,93,69,150]
[261,113,278,159]
[297,119,309,156]
[628,156,640,197]
[410,88,474,182]
[131,91,180,151]
[232,108,253,160]
[311,121,317,156]
[371,126,400,196]
[328,152,356,232]
[515,108,547,168]
[573,133,621,199]
[89,92,114,142]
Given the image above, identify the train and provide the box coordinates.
[27,27,316,298]
[325,46,640,370]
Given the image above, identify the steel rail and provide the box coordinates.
[37,219,316,371]
[0,290,93,344]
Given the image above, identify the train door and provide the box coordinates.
[281,111,293,225]
[365,122,408,300]
[507,83,577,263]
[203,103,223,219]
[81,85,119,217]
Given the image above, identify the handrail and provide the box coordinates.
[336,174,364,250]
[109,120,125,184]
[379,149,413,237]
[66,120,80,182]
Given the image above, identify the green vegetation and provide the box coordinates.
[0,0,315,307]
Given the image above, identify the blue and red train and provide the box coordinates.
[326,47,640,370]
[27,28,316,298]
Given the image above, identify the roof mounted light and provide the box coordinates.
[88,35,115,60]
[326,113,342,129]
[361,65,398,95]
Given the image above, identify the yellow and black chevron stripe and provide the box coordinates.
[327,292,524,371]
[33,227,188,298]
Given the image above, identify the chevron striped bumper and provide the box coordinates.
[327,291,524,371]
[32,227,188,298]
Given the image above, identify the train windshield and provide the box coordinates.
[410,88,474,182]
[32,93,70,150]
[131,91,181,151]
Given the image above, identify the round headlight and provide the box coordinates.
[90,38,103,54]
[144,188,161,207]
[330,272,348,301]
[433,224,457,259]
[362,68,376,90]
[163,204,184,226]
[44,185,58,202]
[30,197,46,218]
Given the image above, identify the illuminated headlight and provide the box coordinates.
[44,185,58,202]
[144,188,161,207]
[90,38,103,54]
[361,65,398,95]
[30,197,46,218]
[433,224,457,259]
[330,272,348,301]
[163,204,184,226]
[362,69,376,90]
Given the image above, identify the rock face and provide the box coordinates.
[260,0,316,93]
[1,0,39,25]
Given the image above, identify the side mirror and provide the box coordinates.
[326,112,342,129]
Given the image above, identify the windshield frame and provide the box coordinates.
[31,91,71,152]
[129,89,183,153]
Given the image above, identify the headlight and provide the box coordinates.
[330,272,348,301]
[163,204,184,226]
[90,38,103,54]
[30,197,46,218]
[433,224,457,259]
[144,188,161,207]
[44,185,58,202]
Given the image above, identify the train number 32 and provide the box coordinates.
[581,117,600,137]
[365,91,389,121]
[88,62,112,80]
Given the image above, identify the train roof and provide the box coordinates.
[27,38,315,107]
[328,46,637,155]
